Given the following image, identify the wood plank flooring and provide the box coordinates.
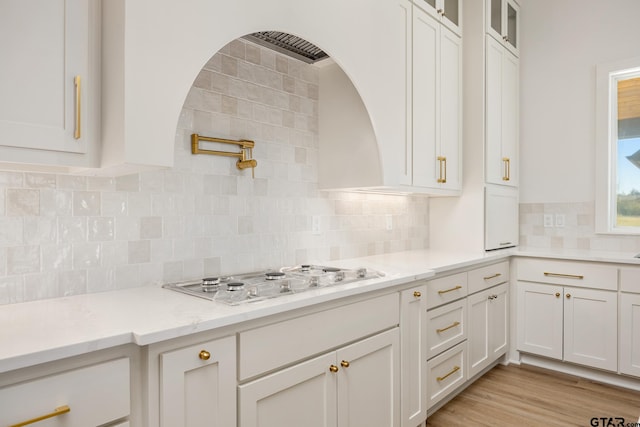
[426,364,640,427]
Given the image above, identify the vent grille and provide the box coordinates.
[243,31,328,64]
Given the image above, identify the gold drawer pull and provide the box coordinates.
[340,360,350,368]
[199,350,211,360]
[329,364,339,373]
[502,157,510,181]
[74,75,81,139]
[436,321,460,334]
[437,366,460,382]
[543,272,584,280]
[9,405,70,427]
[438,285,462,295]
[414,291,422,298]
[483,273,502,280]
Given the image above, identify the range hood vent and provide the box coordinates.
[243,31,329,64]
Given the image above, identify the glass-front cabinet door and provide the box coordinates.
[486,0,520,57]
[416,0,462,36]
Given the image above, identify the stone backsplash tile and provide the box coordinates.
[520,201,640,252]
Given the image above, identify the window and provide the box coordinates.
[596,58,640,234]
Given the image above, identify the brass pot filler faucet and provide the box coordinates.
[191,133,258,177]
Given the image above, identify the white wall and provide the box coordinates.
[520,0,640,203]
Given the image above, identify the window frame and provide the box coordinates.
[596,56,640,235]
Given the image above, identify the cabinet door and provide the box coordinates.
[467,283,508,379]
[161,336,236,427]
[0,0,89,154]
[239,352,337,427]
[486,0,519,57]
[438,25,462,191]
[488,283,509,364]
[400,286,427,426]
[413,8,461,192]
[337,329,400,427]
[620,293,640,377]
[415,0,461,36]
[501,47,519,186]
[485,185,519,250]
[504,0,520,57]
[516,282,563,359]
[486,36,519,187]
[412,8,439,189]
[563,288,617,372]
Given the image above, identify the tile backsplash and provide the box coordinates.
[520,201,640,252]
[0,39,429,305]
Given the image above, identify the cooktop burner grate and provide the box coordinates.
[162,265,384,305]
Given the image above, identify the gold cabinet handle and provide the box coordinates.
[437,156,447,183]
[436,321,460,333]
[74,75,81,139]
[502,157,510,181]
[437,366,460,382]
[543,272,584,280]
[483,273,502,281]
[438,285,462,295]
[9,405,70,427]
[414,291,422,298]
[566,293,571,299]
[340,360,350,368]
[199,350,211,360]
[555,292,561,298]
[329,364,339,373]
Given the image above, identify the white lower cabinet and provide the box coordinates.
[0,358,130,427]
[468,283,508,379]
[159,335,236,427]
[517,283,617,371]
[239,328,400,427]
[620,292,640,377]
[516,258,618,372]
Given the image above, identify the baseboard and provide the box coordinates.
[519,354,640,392]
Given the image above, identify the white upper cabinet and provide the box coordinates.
[486,35,519,188]
[0,0,100,170]
[414,0,462,36]
[486,0,520,57]
[413,7,462,193]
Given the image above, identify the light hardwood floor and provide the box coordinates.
[426,364,640,427]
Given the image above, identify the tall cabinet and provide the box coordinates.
[484,0,520,250]
[429,0,520,252]
[403,0,463,194]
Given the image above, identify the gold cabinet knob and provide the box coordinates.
[341,360,350,368]
[199,350,211,360]
[414,291,422,298]
[329,364,339,373]
[566,293,571,299]
[555,292,561,298]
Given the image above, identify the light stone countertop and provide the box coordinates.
[2,247,639,375]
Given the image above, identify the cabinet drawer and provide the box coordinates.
[426,272,468,309]
[620,268,640,293]
[427,299,467,359]
[517,258,617,291]
[468,261,509,294]
[0,358,130,427]
[239,293,399,380]
[427,341,467,409]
